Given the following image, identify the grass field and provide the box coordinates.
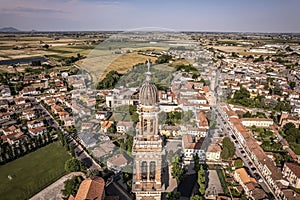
[0,142,71,200]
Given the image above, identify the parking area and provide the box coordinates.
[205,170,223,199]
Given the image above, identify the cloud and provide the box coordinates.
[77,0,121,6]
[1,6,65,14]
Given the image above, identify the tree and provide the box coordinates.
[108,123,117,133]
[166,192,181,200]
[199,182,205,196]
[171,156,185,183]
[124,134,133,152]
[283,122,296,133]
[193,154,200,172]
[97,70,122,89]
[190,195,202,200]
[129,105,139,123]
[264,83,269,90]
[65,158,86,172]
[242,111,252,118]
[289,81,296,90]
[234,158,243,169]
[221,137,235,160]
[86,169,100,178]
[69,143,75,157]
[61,175,83,197]
[199,78,206,85]
[197,165,206,195]
[155,55,172,64]
[273,85,282,96]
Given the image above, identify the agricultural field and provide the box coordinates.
[78,51,158,85]
[208,45,248,54]
[0,34,103,61]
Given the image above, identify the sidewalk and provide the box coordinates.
[30,172,85,200]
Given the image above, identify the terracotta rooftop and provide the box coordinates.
[182,134,203,150]
[28,126,46,134]
[197,111,208,127]
[235,168,257,185]
[207,143,222,153]
[75,177,105,200]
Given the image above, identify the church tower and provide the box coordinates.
[132,60,164,200]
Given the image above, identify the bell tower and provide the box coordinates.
[132,60,164,200]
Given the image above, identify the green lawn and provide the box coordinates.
[0,142,71,200]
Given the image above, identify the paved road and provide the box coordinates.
[40,103,102,171]
[74,141,102,171]
[177,174,197,199]
[30,172,85,200]
[216,106,276,199]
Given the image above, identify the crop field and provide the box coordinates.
[207,45,248,54]
[0,34,101,61]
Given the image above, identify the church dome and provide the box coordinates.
[139,60,158,106]
[139,81,158,106]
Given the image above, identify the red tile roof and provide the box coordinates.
[75,177,105,200]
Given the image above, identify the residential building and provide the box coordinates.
[95,111,111,120]
[78,132,98,148]
[116,121,134,133]
[280,112,300,128]
[206,143,222,161]
[107,154,128,173]
[0,85,11,97]
[28,126,47,136]
[282,162,300,189]
[241,118,274,128]
[182,134,205,164]
[27,120,44,129]
[234,168,258,197]
[160,125,181,137]
[196,111,209,130]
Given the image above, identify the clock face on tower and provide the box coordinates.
[132,60,164,200]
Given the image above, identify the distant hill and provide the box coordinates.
[0,27,21,32]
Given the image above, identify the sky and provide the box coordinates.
[0,0,299,32]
